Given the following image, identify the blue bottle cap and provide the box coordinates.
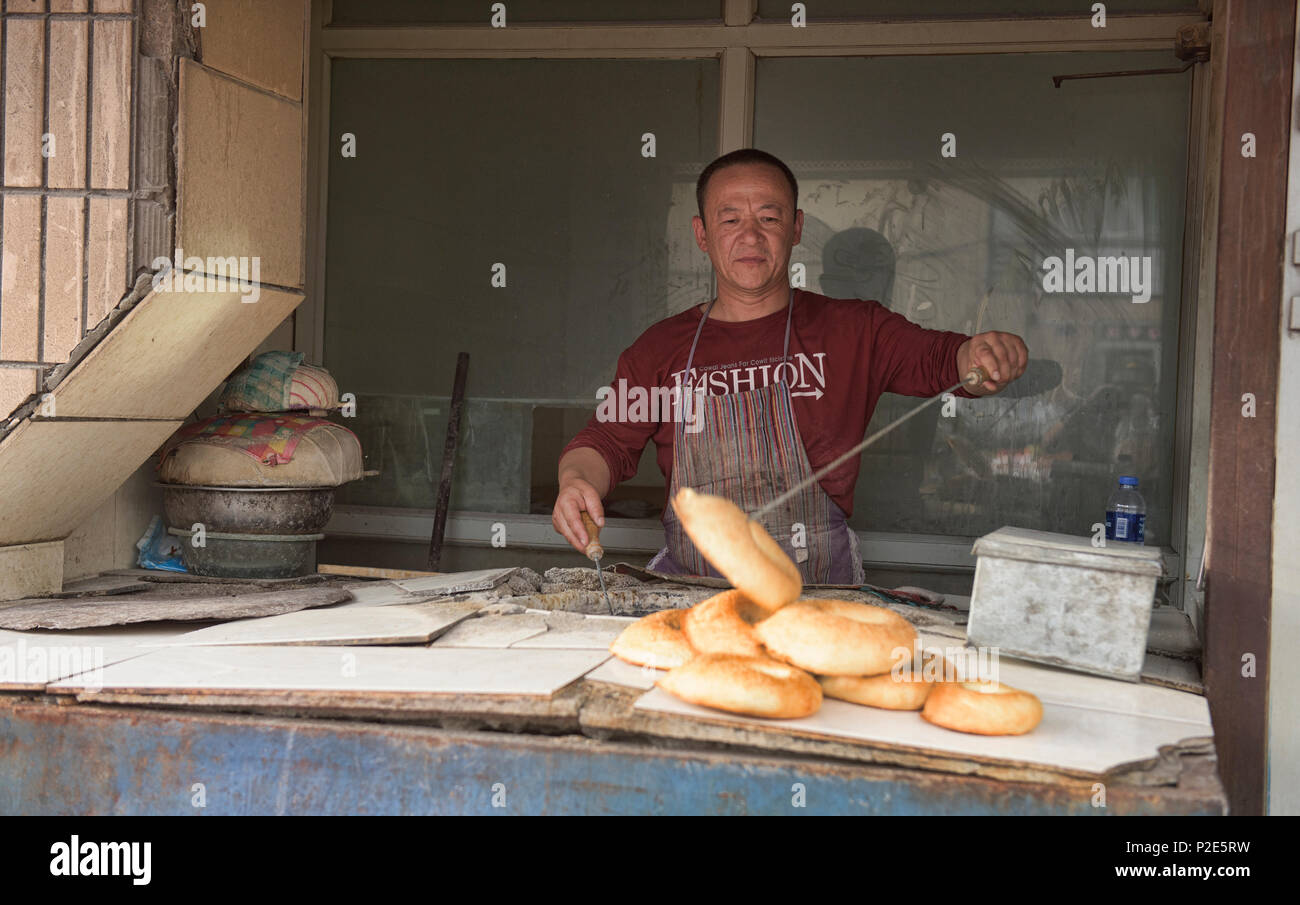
[1119,475,1139,486]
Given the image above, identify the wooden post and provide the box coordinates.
[428,353,470,571]
[1203,0,1295,816]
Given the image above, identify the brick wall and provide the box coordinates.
[0,0,139,420]
[0,0,307,591]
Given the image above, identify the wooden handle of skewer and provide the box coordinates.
[964,364,990,387]
[580,511,604,562]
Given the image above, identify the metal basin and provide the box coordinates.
[167,527,324,579]
[159,483,335,535]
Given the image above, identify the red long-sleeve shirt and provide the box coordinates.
[562,289,972,517]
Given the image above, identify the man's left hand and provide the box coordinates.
[956,332,1028,395]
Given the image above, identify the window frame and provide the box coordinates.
[304,0,1210,606]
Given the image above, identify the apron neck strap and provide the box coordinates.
[684,287,796,384]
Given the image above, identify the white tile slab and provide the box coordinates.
[511,620,625,650]
[394,568,516,596]
[635,690,1208,776]
[983,656,1211,727]
[912,632,1211,727]
[153,602,481,648]
[0,635,155,688]
[584,656,661,690]
[329,581,421,608]
[431,614,548,648]
[50,645,611,696]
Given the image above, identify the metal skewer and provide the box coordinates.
[750,365,990,521]
[580,511,615,615]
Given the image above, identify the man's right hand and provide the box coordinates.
[553,479,605,554]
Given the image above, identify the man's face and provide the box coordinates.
[692,163,802,296]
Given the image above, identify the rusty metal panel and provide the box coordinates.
[0,699,1223,815]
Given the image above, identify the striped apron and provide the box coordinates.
[647,290,866,585]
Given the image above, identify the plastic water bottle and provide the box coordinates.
[1105,476,1146,544]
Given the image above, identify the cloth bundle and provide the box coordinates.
[157,352,362,487]
[217,350,340,414]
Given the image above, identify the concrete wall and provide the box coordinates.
[62,459,162,579]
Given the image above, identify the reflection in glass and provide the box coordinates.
[323,60,719,514]
[756,53,1189,543]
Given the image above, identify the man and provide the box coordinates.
[552,149,1027,583]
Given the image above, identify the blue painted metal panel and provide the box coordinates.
[0,700,1222,815]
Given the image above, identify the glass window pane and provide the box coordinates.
[757,0,1195,16]
[331,0,724,25]
[755,53,1189,545]
[324,59,718,514]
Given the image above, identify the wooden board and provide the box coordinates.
[318,564,443,580]
[0,586,350,630]
[104,568,327,587]
[58,683,590,734]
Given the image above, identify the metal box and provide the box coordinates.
[966,527,1164,682]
